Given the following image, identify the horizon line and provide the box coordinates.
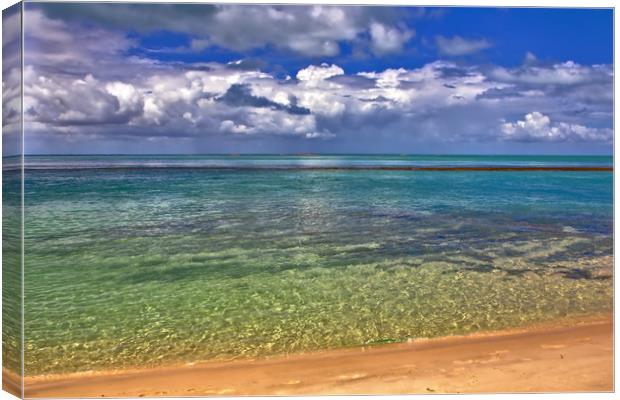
[3,153,614,157]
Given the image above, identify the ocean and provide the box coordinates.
[6,155,613,375]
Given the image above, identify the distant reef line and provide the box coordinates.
[14,166,614,172]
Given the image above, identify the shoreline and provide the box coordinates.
[23,313,613,397]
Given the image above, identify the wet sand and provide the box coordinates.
[23,314,613,397]
[3,369,21,398]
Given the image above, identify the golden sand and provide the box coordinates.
[19,313,613,398]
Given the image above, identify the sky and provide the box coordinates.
[2,3,614,154]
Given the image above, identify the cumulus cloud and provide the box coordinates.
[15,7,613,153]
[23,56,613,147]
[21,57,493,142]
[24,72,144,126]
[219,108,318,137]
[297,64,344,85]
[501,112,612,142]
[436,35,491,56]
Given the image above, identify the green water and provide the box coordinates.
[15,156,613,375]
[3,168,22,377]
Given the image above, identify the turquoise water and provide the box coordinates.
[24,154,612,169]
[19,155,613,375]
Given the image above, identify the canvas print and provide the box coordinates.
[1,2,614,398]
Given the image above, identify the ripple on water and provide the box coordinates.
[20,167,613,375]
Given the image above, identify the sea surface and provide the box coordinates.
[11,155,614,375]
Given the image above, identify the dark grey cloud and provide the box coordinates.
[217,84,310,115]
[476,86,529,100]
[477,61,613,125]
[327,75,377,89]
[225,59,267,71]
[435,64,480,79]
[37,3,219,33]
[3,4,22,156]
[33,3,412,57]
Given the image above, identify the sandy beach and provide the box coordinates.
[22,314,612,398]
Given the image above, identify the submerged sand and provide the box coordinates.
[21,313,612,397]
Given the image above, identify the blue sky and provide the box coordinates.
[132,7,613,72]
[4,3,613,154]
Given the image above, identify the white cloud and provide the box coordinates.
[436,35,491,56]
[369,22,414,55]
[105,82,143,116]
[219,109,318,137]
[501,112,612,142]
[296,64,345,85]
[359,68,405,88]
[502,111,550,134]
[25,72,145,126]
[205,5,362,56]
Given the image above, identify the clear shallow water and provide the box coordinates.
[3,169,22,376]
[19,155,613,375]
